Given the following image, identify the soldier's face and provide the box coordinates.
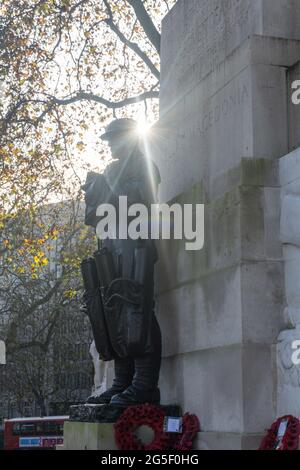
[108,134,123,157]
[107,132,137,159]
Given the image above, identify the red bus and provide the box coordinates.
[4,416,69,450]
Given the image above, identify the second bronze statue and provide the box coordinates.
[81,118,162,407]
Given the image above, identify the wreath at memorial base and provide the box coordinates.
[114,403,200,451]
[168,413,200,451]
[259,415,300,450]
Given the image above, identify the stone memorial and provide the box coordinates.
[278,146,300,419]
[61,0,300,450]
[147,0,300,450]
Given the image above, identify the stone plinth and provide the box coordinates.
[149,0,300,449]
[69,403,181,423]
[59,404,182,450]
[61,422,118,450]
[195,432,265,451]
[153,157,284,446]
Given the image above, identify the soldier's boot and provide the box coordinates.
[110,316,162,407]
[86,356,134,404]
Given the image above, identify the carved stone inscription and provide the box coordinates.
[161,0,255,102]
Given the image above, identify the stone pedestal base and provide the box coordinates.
[195,432,264,450]
[195,432,300,450]
[58,403,182,450]
[59,428,300,450]
[69,403,181,423]
[59,422,118,450]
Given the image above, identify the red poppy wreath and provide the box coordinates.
[114,403,200,451]
[259,415,300,450]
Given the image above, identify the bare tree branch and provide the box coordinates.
[127,0,161,54]
[103,0,160,79]
[51,89,159,108]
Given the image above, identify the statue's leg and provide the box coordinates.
[86,356,134,404]
[110,314,162,406]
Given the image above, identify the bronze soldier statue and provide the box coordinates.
[81,118,162,407]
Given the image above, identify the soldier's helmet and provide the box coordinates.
[100,118,138,141]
